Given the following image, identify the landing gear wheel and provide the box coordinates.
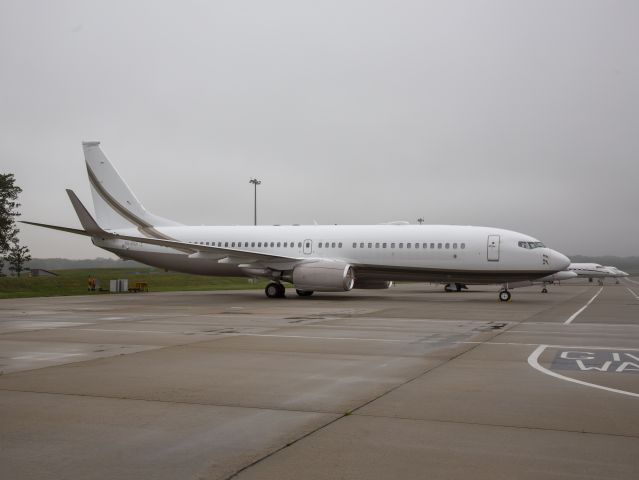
[455,283,464,292]
[296,289,314,297]
[499,290,511,302]
[541,287,548,293]
[265,282,285,298]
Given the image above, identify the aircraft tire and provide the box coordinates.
[499,290,511,302]
[265,282,285,298]
[296,289,314,297]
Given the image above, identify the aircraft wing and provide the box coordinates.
[21,220,301,264]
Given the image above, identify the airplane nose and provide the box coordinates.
[550,250,571,270]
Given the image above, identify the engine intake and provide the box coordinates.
[292,261,355,292]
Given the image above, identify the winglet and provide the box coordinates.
[66,189,107,235]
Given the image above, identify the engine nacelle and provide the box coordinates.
[292,261,355,292]
[352,279,393,290]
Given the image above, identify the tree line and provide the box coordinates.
[1,173,30,276]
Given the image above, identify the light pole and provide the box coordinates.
[249,178,261,225]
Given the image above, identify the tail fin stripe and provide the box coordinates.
[86,164,173,240]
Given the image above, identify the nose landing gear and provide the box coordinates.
[499,289,511,302]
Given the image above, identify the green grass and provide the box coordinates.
[0,268,269,299]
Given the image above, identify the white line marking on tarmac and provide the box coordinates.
[527,345,639,399]
[626,288,639,300]
[75,328,182,334]
[64,329,639,352]
[564,287,604,325]
[235,334,639,352]
[236,333,405,342]
[624,278,639,285]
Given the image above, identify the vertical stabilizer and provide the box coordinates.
[82,142,181,234]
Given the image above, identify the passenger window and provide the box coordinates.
[277,242,281,247]
[407,243,411,249]
[305,242,310,248]
[225,242,229,247]
[368,243,372,248]
[284,242,287,247]
[270,242,274,247]
[423,243,427,249]
[251,242,255,247]
[391,243,395,248]
[430,243,435,249]
[437,243,442,249]
[453,243,457,249]
[360,242,364,248]
[445,243,450,249]
[319,242,323,248]
[374,242,379,248]
[331,242,335,248]
[258,242,262,247]
[383,243,387,248]
[415,243,419,249]
[338,242,342,248]
[299,242,302,248]
[461,243,466,249]
[399,243,403,248]
[352,242,357,248]
[205,242,209,245]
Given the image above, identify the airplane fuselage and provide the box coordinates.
[96,224,568,284]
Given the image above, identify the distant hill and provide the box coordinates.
[3,255,637,275]
[24,257,148,271]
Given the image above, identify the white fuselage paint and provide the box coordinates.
[96,224,569,283]
[567,263,612,279]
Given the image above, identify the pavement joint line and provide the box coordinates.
[626,287,639,300]
[528,344,639,399]
[11,328,638,352]
[225,322,521,478]
[564,287,604,325]
[0,387,343,416]
[351,412,639,440]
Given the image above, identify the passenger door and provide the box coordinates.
[487,235,500,262]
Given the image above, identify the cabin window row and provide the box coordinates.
[351,242,466,250]
[188,240,466,251]
[192,241,301,248]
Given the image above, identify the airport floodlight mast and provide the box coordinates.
[249,178,261,225]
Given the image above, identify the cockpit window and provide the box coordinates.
[518,241,546,249]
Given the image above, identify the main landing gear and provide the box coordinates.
[265,282,286,298]
[499,289,511,302]
[541,287,548,293]
[264,283,315,298]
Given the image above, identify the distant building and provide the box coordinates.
[29,269,59,277]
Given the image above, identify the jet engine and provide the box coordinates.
[352,279,393,289]
[291,261,355,292]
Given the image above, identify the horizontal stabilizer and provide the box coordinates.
[66,189,107,235]
[20,221,95,237]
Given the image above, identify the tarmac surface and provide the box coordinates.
[1,279,638,479]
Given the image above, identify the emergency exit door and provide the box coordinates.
[303,239,313,255]
[487,235,500,261]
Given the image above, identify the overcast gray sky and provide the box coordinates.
[1,0,637,258]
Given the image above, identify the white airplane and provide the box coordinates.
[567,263,615,285]
[604,266,630,284]
[23,142,571,301]
[510,270,578,293]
